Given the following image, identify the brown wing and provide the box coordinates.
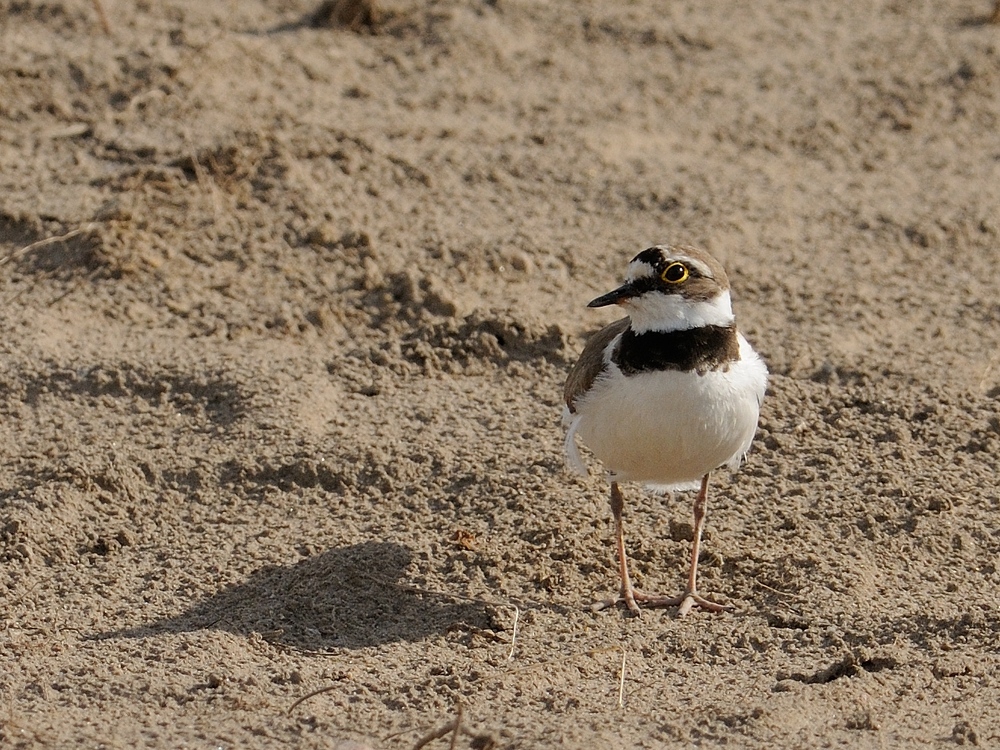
[564,317,629,412]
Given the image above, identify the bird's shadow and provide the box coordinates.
[93,541,491,650]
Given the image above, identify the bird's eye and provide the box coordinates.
[661,262,689,284]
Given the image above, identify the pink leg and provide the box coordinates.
[591,482,641,614]
[674,473,731,617]
[590,474,732,617]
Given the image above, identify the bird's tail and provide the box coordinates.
[562,412,589,476]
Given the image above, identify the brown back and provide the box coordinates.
[564,317,629,412]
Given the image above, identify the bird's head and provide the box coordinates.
[588,245,735,334]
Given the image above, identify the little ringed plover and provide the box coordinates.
[563,244,767,616]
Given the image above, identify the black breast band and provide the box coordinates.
[613,325,740,375]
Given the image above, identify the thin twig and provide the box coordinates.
[91,0,112,34]
[617,647,626,709]
[287,684,342,714]
[409,719,457,750]
[447,704,463,750]
[507,605,519,661]
[752,577,803,599]
[411,705,463,750]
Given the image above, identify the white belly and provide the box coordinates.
[569,337,766,487]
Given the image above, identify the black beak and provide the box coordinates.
[588,282,636,308]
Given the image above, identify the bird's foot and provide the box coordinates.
[671,590,733,617]
[590,587,732,617]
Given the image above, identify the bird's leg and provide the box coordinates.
[610,481,641,614]
[590,474,732,617]
[675,473,732,617]
[591,481,642,615]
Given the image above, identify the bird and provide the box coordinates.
[563,244,767,616]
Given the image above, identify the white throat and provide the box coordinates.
[625,290,734,334]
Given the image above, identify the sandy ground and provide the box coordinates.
[2,1,1000,747]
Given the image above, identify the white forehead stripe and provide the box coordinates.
[626,259,656,280]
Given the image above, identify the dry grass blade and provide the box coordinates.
[403,705,496,750]
[618,647,627,709]
[507,605,519,661]
[411,704,461,750]
[91,0,112,34]
[287,685,342,715]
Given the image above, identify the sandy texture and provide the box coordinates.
[3,1,1000,747]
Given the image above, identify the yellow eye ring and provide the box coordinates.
[661,262,689,284]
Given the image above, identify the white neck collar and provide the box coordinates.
[625,290,734,334]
